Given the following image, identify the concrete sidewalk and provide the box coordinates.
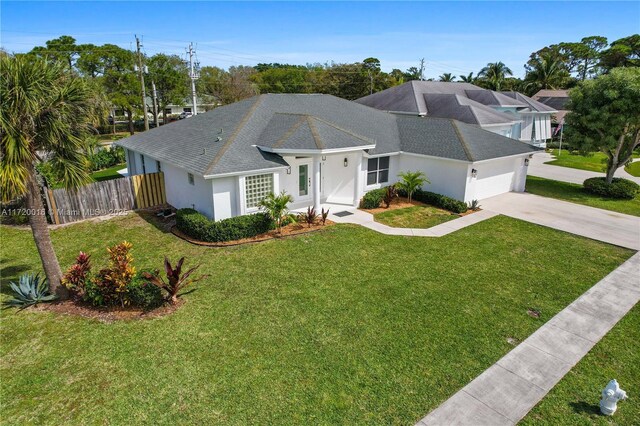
[418,252,640,426]
[481,192,640,250]
[528,152,640,185]
[324,205,498,237]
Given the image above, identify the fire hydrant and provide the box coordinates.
[600,379,627,416]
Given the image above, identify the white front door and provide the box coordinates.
[297,162,312,202]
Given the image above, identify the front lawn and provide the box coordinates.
[521,305,639,425]
[0,214,633,424]
[374,205,459,228]
[526,176,640,217]
[545,149,608,172]
[625,161,640,177]
[90,163,126,182]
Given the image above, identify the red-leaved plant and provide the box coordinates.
[143,257,207,304]
[61,252,92,297]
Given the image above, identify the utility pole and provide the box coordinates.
[135,35,149,131]
[187,43,199,116]
[151,80,159,127]
[418,58,426,81]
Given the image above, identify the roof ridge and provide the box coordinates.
[450,120,475,162]
[205,95,264,174]
[410,81,422,114]
[273,115,307,149]
[310,115,375,144]
[452,94,482,125]
[306,116,325,150]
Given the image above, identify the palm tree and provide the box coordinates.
[396,171,430,202]
[478,61,513,91]
[257,191,295,233]
[459,72,475,83]
[524,53,570,95]
[439,73,456,82]
[1,55,96,297]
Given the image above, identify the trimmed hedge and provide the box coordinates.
[583,177,639,200]
[359,188,386,209]
[395,188,468,214]
[176,208,273,242]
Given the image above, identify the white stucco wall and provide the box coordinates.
[397,154,469,201]
[211,176,239,220]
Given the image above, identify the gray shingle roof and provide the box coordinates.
[423,93,520,126]
[117,94,540,177]
[499,91,557,112]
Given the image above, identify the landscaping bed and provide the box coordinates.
[0,214,634,424]
[33,298,182,322]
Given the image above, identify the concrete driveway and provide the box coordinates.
[481,192,640,250]
[528,152,640,185]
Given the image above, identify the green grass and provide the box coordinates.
[545,149,609,172]
[624,161,640,177]
[526,176,640,217]
[89,163,126,182]
[521,305,640,425]
[0,214,633,425]
[374,205,459,228]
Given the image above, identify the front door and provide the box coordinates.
[298,163,311,201]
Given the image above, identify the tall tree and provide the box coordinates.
[147,54,189,124]
[559,36,608,80]
[459,72,475,83]
[565,68,640,183]
[478,61,513,90]
[439,73,456,82]
[98,45,139,134]
[1,55,97,297]
[29,35,78,71]
[600,34,640,70]
[524,53,571,94]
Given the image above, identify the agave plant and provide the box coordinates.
[468,199,481,211]
[143,257,207,304]
[3,273,57,309]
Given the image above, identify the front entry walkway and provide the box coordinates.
[481,192,640,250]
[418,252,640,426]
[319,204,498,237]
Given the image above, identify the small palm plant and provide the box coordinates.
[3,273,57,309]
[143,257,207,305]
[396,171,430,202]
[258,191,295,233]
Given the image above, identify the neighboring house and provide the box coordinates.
[532,89,570,125]
[355,81,557,147]
[117,94,539,220]
[161,95,219,116]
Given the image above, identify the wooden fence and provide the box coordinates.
[45,172,166,224]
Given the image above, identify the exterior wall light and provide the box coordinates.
[471,168,478,178]
[286,167,291,175]
[524,158,530,166]
[322,155,327,161]
[344,158,349,167]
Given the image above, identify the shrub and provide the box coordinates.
[176,208,274,242]
[3,273,56,309]
[298,206,317,228]
[62,252,92,297]
[91,241,136,307]
[143,257,207,304]
[398,189,468,213]
[360,187,386,209]
[383,185,398,208]
[583,177,639,200]
[128,273,164,311]
[88,146,125,171]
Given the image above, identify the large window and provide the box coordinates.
[367,156,389,185]
[245,174,273,209]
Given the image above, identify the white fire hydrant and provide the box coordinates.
[600,379,627,415]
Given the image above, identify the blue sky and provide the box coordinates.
[1,1,638,78]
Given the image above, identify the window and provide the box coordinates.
[156,160,162,173]
[188,173,194,185]
[164,108,172,115]
[140,154,146,174]
[183,107,192,113]
[367,156,389,185]
[245,174,273,209]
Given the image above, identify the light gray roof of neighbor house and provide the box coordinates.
[117,93,540,177]
[499,91,557,113]
[423,93,520,126]
[396,116,540,162]
[355,81,530,116]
